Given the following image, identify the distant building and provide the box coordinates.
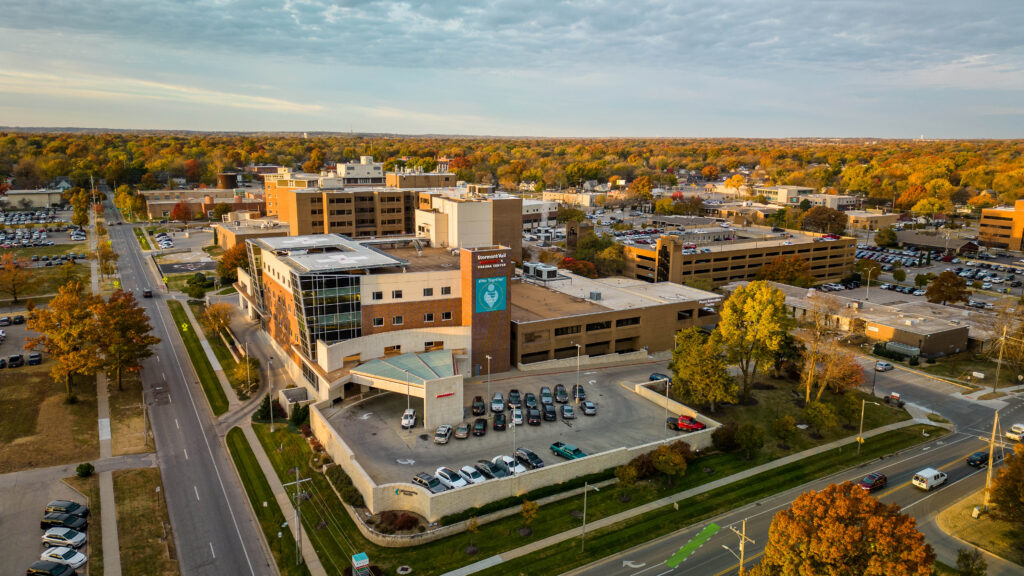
[895,231,978,255]
[979,200,1024,250]
[845,210,899,231]
[385,172,457,189]
[1,189,65,209]
[542,190,602,208]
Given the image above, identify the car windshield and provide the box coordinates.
[61,549,77,559]
[862,475,877,483]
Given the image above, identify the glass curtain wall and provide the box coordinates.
[293,272,362,361]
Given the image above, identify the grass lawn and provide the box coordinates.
[166,300,228,416]
[0,262,91,307]
[113,469,180,575]
[203,245,224,257]
[7,242,80,259]
[217,285,237,295]
[64,475,103,576]
[108,373,152,456]
[163,272,214,293]
[936,488,1024,567]
[251,422,944,576]
[0,363,98,473]
[225,428,310,576]
[189,302,251,399]
[934,561,963,575]
[919,353,1019,388]
[133,228,151,250]
[687,380,911,459]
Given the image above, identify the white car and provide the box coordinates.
[875,361,894,372]
[458,465,486,484]
[401,408,417,429]
[40,546,88,569]
[494,454,528,475]
[41,527,87,549]
[435,466,468,489]
[511,408,523,426]
[1006,423,1024,442]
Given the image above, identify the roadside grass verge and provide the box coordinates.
[0,262,91,305]
[919,353,1019,388]
[189,302,252,399]
[133,228,151,250]
[8,243,78,259]
[0,364,98,473]
[936,487,1024,567]
[113,468,180,575]
[64,474,103,576]
[225,428,310,576]
[252,421,944,576]
[481,425,949,576]
[166,300,228,416]
[108,373,152,456]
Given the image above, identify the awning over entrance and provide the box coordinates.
[352,349,456,386]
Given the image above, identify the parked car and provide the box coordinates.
[540,404,555,421]
[540,386,553,405]
[412,473,446,494]
[875,361,894,372]
[458,465,486,484]
[967,451,1000,468]
[494,454,527,475]
[507,389,521,408]
[39,547,87,570]
[27,352,42,365]
[526,408,541,425]
[12,315,24,324]
[45,501,89,518]
[8,354,25,368]
[550,441,587,460]
[400,408,417,429]
[911,468,948,491]
[475,460,506,479]
[1005,423,1024,442]
[472,418,488,436]
[667,415,706,431]
[40,528,86,549]
[511,408,523,426]
[40,513,87,531]
[858,472,888,492]
[515,448,545,469]
[25,560,75,576]
[571,384,586,401]
[471,396,486,415]
[581,401,597,415]
[435,467,468,489]
[650,373,670,382]
[524,392,538,409]
[453,423,469,440]
[493,413,507,431]
[554,384,569,403]
[433,425,452,444]
[561,405,576,419]
[491,392,505,413]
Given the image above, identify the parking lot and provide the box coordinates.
[326,360,701,486]
[0,470,89,574]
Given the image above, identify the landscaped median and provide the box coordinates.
[133,227,151,250]
[166,300,229,416]
[247,420,946,576]
[225,428,310,576]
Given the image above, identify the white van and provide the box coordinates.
[911,468,948,491]
[1006,423,1024,442]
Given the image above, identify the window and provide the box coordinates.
[424,313,435,322]
[372,317,384,327]
[393,316,403,325]
[372,291,383,300]
[392,290,403,299]
[423,287,433,297]
[554,325,581,337]
[441,311,452,321]
[616,317,640,327]
[586,321,611,331]
[441,286,452,295]
[384,344,401,353]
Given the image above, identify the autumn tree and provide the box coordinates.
[801,206,848,234]
[628,175,653,202]
[713,281,791,401]
[668,327,737,413]
[701,165,719,181]
[0,252,32,303]
[556,206,586,223]
[925,270,970,305]
[756,254,813,287]
[651,444,687,485]
[217,243,250,283]
[92,290,160,391]
[990,443,1024,527]
[967,192,996,210]
[855,258,882,285]
[212,202,232,221]
[25,282,103,400]
[723,174,745,191]
[752,483,935,576]
[201,302,233,335]
[956,548,988,576]
[912,197,951,218]
[802,401,838,435]
[816,349,864,399]
[520,499,539,526]
[896,185,928,210]
[92,240,119,279]
[874,227,898,247]
[170,201,192,222]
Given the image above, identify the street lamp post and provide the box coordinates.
[269,357,275,432]
[857,399,881,456]
[865,267,876,301]
[663,379,672,441]
[580,481,600,552]
[871,365,877,397]
[575,343,582,403]
[485,354,492,409]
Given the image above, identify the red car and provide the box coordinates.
[667,415,706,432]
[858,472,888,492]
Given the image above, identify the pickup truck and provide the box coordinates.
[550,441,587,460]
[667,415,706,432]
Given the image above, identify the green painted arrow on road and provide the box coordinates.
[666,522,720,568]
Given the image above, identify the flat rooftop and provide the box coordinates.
[512,271,720,322]
[380,245,461,272]
[215,221,287,235]
[622,228,844,253]
[255,234,407,273]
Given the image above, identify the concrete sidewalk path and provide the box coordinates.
[180,298,241,410]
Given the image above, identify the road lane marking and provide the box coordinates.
[194,485,200,501]
[209,542,216,559]
[184,449,189,460]
[666,523,720,568]
[712,550,764,576]
[175,418,180,430]
[876,443,985,498]
[903,466,988,511]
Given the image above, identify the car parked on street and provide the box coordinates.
[858,472,888,492]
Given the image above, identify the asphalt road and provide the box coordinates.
[569,362,1018,576]
[104,207,274,576]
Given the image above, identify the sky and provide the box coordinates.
[1,0,1023,138]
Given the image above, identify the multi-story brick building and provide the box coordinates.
[980,200,1024,250]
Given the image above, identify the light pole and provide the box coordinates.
[865,267,875,301]
[724,519,754,575]
[269,356,275,432]
[574,343,582,403]
[580,481,600,552]
[871,365,877,397]
[485,354,492,409]
[857,399,881,456]
[404,369,411,413]
[663,378,672,441]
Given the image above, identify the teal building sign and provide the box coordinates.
[475,277,507,313]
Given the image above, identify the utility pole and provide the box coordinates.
[994,325,1007,394]
[283,470,312,566]
[730,519,755,576]
[984,410,999,510]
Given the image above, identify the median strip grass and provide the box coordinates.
[479,425,948,576]
[166,300,228,416]
[133,227,151,250]
[225,428,310,576]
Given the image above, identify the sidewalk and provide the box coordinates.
[240,423,328,576]
[443,418,925,576]
[179,298,241,410]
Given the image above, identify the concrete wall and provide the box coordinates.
[360,270,462,305]
[515,350,649,372]
[422,375,464,429]
[317,326,471,373]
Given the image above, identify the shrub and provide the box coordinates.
[325,465,366,507]
[712,421,740,452]
[290,404,310,427]
[909,356,920,366]
[76,462,95,478]
[735,424,764,460]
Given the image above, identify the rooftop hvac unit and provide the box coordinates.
[523,261,538,276]
[536,265,558,280]
[589,291,602,300]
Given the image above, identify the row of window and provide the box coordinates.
[372,286,452,300]
[371,311,453,326]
